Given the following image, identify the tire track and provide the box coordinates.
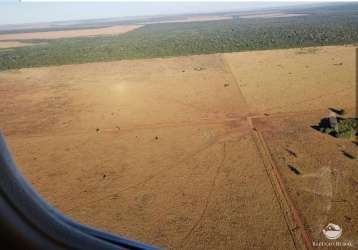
[179,142,227,248]
[5,116,246,139]
[63,133,233,213]
[219,54,250,111]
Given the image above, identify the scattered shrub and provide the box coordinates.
[315,116,357,139]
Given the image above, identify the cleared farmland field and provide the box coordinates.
[0,41,37,49]
[1,53,297,249]
[0,45,356,248]
[0,25,142,41]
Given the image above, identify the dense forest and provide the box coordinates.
[1,4,358,71]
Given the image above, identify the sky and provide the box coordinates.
[0,2,315,26]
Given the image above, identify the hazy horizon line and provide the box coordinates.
[0,2,322,26]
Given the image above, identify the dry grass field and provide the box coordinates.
[224,46,356,114]
[0,45,356,249]
[0,24,142,41]
[252,110,358,245]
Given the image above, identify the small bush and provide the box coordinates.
[336,118,357,139]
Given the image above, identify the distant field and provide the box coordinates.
[239,13,308,18]
[0,41,36,49]
[0,25,142,41]
[1,4,358,71]
[142,15,232,24]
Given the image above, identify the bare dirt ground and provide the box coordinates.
[0,25,142,41]
[0,45,356,249]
